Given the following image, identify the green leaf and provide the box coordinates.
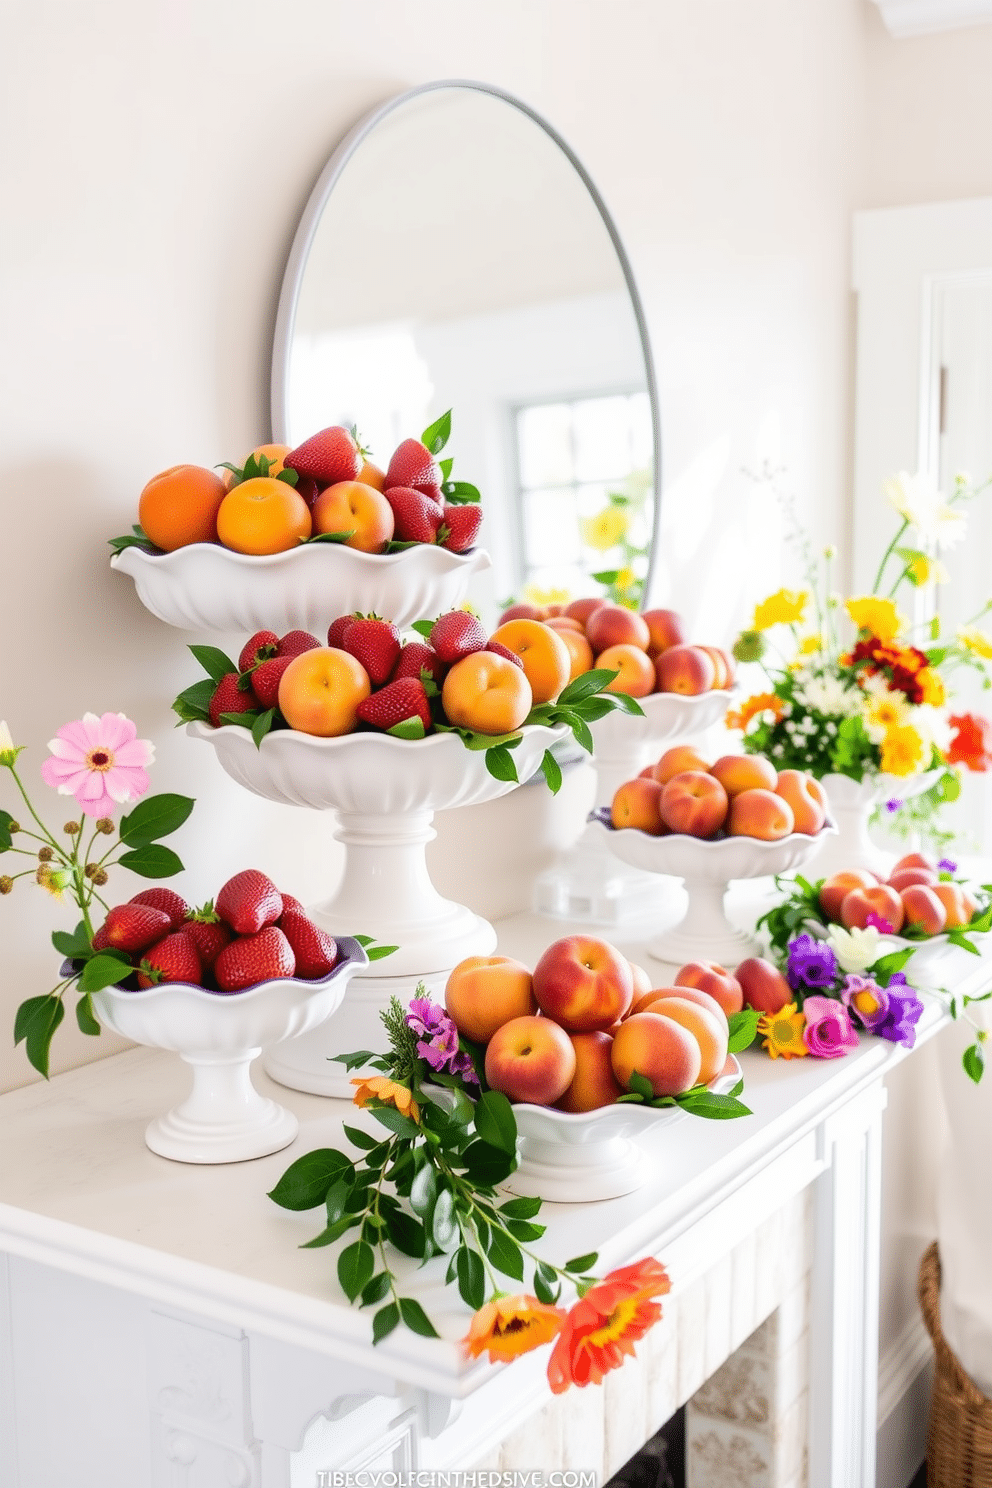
[372,1301,400,1344]
[251,709,276,749]
[485,744,519,783]
[75,993,101,1037]
[323,1177,354,1226]
[539,748,563,795]
[438,457,454,480]
[505,1219,545,1242]
[398,1296,440,1338]
[302,529,356,544]
[870,948,915,985]
[456,1246,486,1310]
[963,1043,986,1084]
[409,1162,437,1219]
[268,1148,354,1210]
[386,716,427,741]
[411,620,435,639]
[487,1227,524,1281]
[342,1123,379,1151]
[534,1264,560,1305]
[119,793,195,847]
[172,678,215,724]
[78,954,135,991]
[189,644,237,682]
[591,569,620,584]
[367,1104,420,1138]
[442,480,481,505]
[329,1047,376,1070]
[473,1090,517,1153]
[678,1091,752,1119]
[383,1208,426,1258]
[276,467,299,487]
[562,1251,597,1274]
[0,809,14,852]
[360,1271,392,1307]
[559,668,621,705]
[14,995,65,1078]
[499,1195,542,1219]
[626,1070,654,1101]
[421,409,452,455]
[108,529,158,555]
[338,1240,375,1302]
[117,844,184,879]
[460,1139,516,1186]
[727,1009,760,1053]
[432,1188,457,1249]
[570,715,594,755]
[365,942,399,962]
[51,924,90,959]
[300,1214,360,1249]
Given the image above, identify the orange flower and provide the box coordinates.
[462,1294,566,1363]
[350,1075,420,1122]
[947,713,992,772]
[726,692,784,732]
[916,667,946,707]
[547,1257,671,1393]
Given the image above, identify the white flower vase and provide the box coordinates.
[806,771,943,881]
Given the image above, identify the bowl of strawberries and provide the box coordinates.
[79,871,368,1164]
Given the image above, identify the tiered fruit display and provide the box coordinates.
[498,599,735,696]
[111,411,482,559]
[444,937,746,1111]
[817,851,982,938]
[610,746,830,841]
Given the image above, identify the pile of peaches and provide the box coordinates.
[498,599,734,696]
[610,746,830,841]
[445,938,739,1109]
[818,850,981,937]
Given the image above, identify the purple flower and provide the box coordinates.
[840,975,889,1030]
[786,933,838,991]
[802,995,860,1058]
[876,987,925,1048]
[939,858,958,873]
[885,798,903,814]
[864,911,895,933]
[405,997,478,1082]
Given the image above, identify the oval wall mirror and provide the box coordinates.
[271,81,660,618]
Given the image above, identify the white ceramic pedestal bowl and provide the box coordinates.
[533,689,734,923]
[504,1055,743,1202]
[89,938,367,1164]
[111,541,491,633]
[189,719,567,1096]
[808,770,944,880]
[592,815,835,966]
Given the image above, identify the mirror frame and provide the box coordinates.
[270,79,662,605]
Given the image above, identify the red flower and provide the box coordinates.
[546,1257,671,1393]
[947,713,992,772]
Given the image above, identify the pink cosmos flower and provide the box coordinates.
[40,713,154,817]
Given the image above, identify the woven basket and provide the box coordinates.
[919,1242,992,1486]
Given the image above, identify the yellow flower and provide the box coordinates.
[906,553,949,587]
[864,691,910,735]
[917,668,946,707]
[581,507,630,551]
[350,1076,420,1123]
[524,584,570,607]
[845,596,906,643]
[463,1294,566,1364]
[758,1003,809,1060]
[614,566,637,594]
[798,634,822,655]
[35,864,70,900]
[958,626,992,660]
[752,588,809,631]
[879,723,927,777]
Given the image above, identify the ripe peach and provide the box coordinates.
[628,961,653,998]
[735,957,792,1015]
[653,745,711,785]
[564,596,608,626]
[900,885,947,936]
[641,985,730,1031]
[484,1015,576,1106]
[774,770,827,835]
[312,480,394,553]
[139,464,228,549]
[545,615,584,634]
[490,619,571,705]
[819,870,879,922]
[356,460,386,491]
[444,955,536,1044]
[701,645,735,689]
[611,778,666,835]
[277,647,371,737]
[642,608,686,659]
[660,771,729,838]
[933,882,973,928]
[727,789,795,840]
[532,935,634,1033]
[611,1012,702,1097]
[499,603,545,624]
[888,867,939,892]
[217,476,313,555]
[552,625,595,682]
[893,852,937,874]
[840,885,904,933]
[655,645,717,696]
[596,643,656,697]
[441,652,533,734]
[644,996,727,1084]
[709,754,778,798]
[586,604,651,654]
[556,1031,625,1112]
[675,961,744,1017]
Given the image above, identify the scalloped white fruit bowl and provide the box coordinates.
[808,769,944,880]
[89,937,368,1164]
[503,1054,743,1202]
[111,541,491,633]
[592,815,836,966]
[590,688,735,808]
[188,720,568,1097]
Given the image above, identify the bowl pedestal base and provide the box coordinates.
[503,1132,648,1203]
[646,873,759,966]
[146,1051,299,1164]
[533,823,672,923]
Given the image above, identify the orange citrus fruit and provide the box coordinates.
[138,464,227,551]
[216,477,312,555]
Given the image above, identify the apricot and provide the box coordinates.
[552,626,595,682]
[490,619,571,705]
[312,480,394,554]
[660,771,729,837]
[775,769,827,835]
[727,789,795,840]
[819,869,879,923]
[611,1012,702,1097]
[277,647,371,736]
[653,745,711,785]
[642,608,686,658]
[216,476,312,555]
[139,464,228,551]
[441,651,533,734]
[643,996,727,1084]
[597,643,657,697]
[556,1031,625,1113]
[840,885,904,933]
[445,955,536,1044]
[611,778,666,834]
[900,885,947,936]
[655,644,717,696]
[586,604,650,654]
[640,984,730,1031]
[710,754,778,798]
[675,961,744,1018]
[933,882,973,928]
[356,460,386,491]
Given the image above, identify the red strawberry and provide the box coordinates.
[251,654,294,708]
[214,926,296,992]
[278,908,337,979]
[295,475,320,508]
[209,673,254,729]
[184,904,233,970]
[385,438,443,504]
[430,610,488,664]
[239,631,279,673]
[357,677,432,734]
[392,641,446,687]
[438,503,482,553]
[277,630,321,658]
[129,887,191,929]
[92,902,171,953]
[486,640,525,669]
[327,614,359,648]
[383,486,443,545]
[138,931,203,988]
[341,617,401,686]
[279,893,306,914]
[285,425,361,486]
[215,869,283,935]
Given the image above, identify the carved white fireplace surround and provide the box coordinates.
[0,918,987,1487]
